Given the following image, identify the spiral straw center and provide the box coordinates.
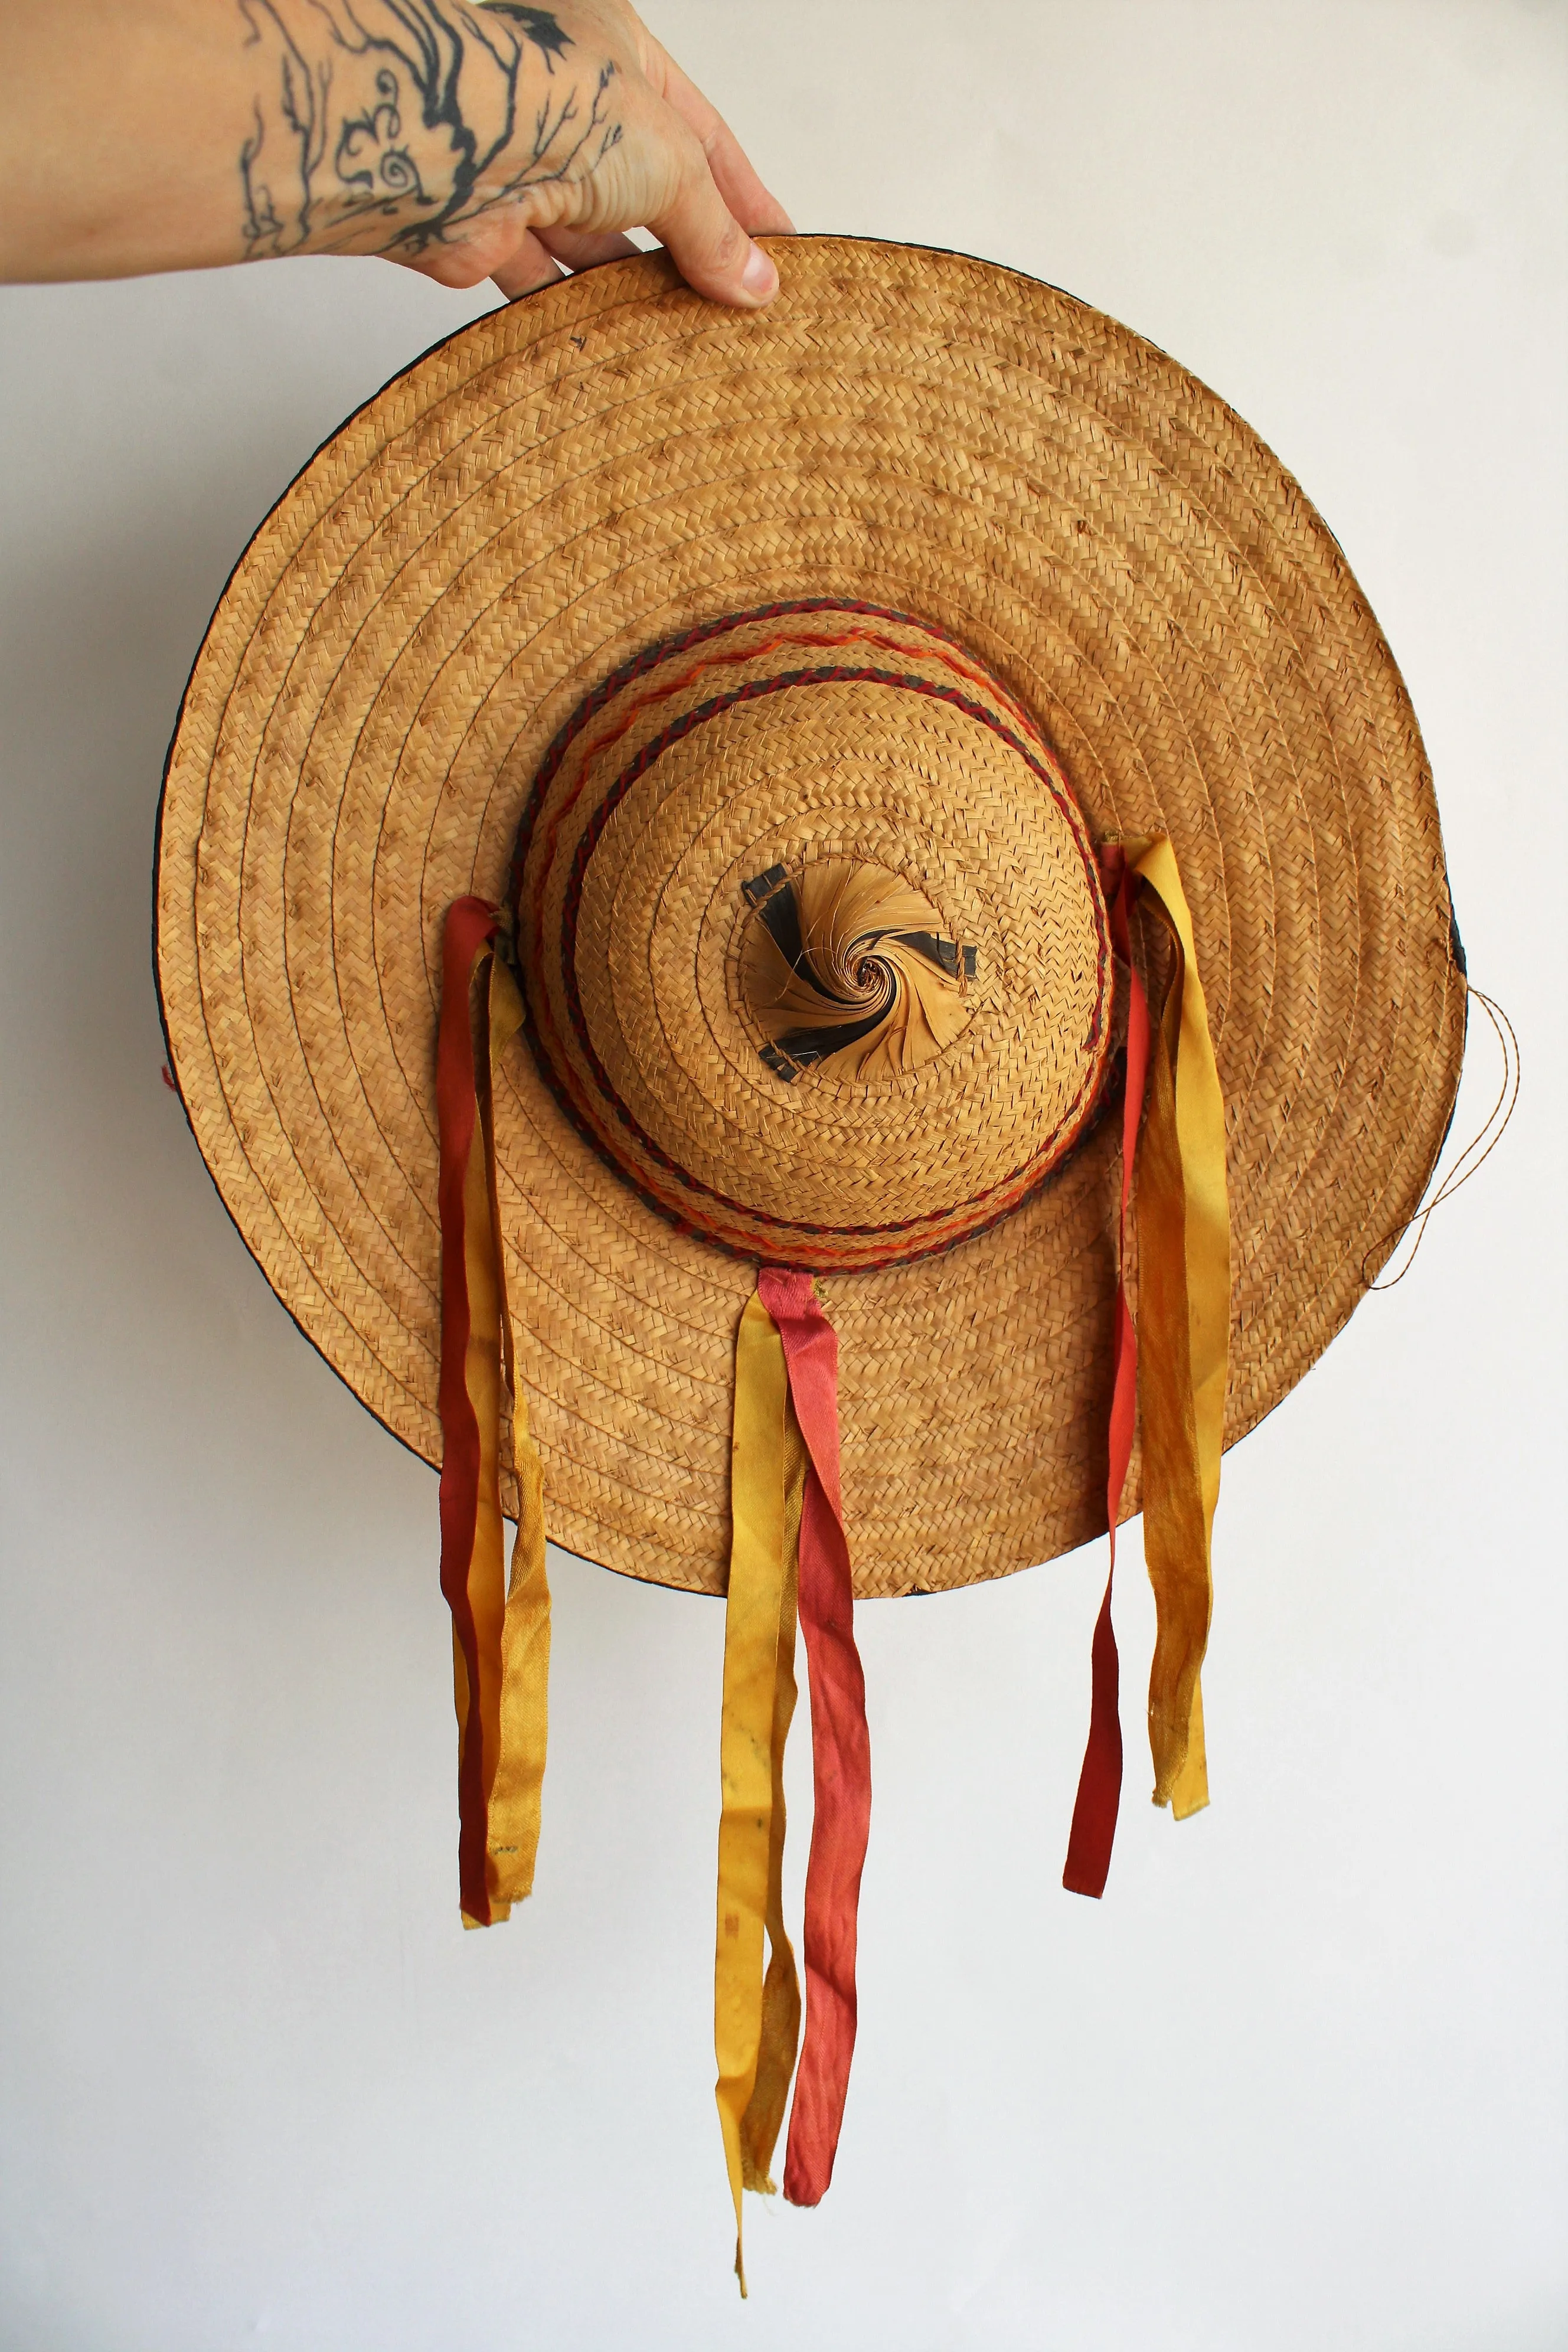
[739,858,976,1084]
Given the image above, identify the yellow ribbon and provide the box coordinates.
[459,948,551,1926]
[1129,837,1229,1821]
[715,1291,804,2295]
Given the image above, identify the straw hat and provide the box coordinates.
[155,234,1464,1598]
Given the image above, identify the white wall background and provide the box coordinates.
[1,4,1564,2346]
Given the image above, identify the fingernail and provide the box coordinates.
[739,243,778,303]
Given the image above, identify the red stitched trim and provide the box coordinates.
[571,625,1043,787]
[524,620,1056,954]
[506,599,1049,913]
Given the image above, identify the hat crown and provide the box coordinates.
[509,602,1113,1272]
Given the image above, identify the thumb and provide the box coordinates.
[648,133,779,309]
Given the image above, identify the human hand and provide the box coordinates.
[240,0,793,306]
[0,0,790,305]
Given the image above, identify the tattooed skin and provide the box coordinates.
[238,0,622,259]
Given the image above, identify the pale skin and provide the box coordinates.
[0,0,792,306]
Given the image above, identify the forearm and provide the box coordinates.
[0,0,626,283]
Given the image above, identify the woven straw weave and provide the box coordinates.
[155,237,1465,1598]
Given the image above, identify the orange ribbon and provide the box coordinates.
[761,1269,870,2215]
[715,1270,869,2291]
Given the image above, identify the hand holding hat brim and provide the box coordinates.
[439,1,796,309]
[0,0,790,308]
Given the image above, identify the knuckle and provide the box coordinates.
[672,123,710,190]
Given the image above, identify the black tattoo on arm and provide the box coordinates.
[238,0,623,260]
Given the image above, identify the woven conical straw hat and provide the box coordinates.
[155,236,1465,1598]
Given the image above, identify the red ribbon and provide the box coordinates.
[757,1267,872,2207]
[1062,852,1151,1900]
[436,894,502,1925]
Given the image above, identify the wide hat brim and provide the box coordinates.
[155,237,1465,1597]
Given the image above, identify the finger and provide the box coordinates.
[489,227,569,302]
[534,224,642,273]
[646,122,779,308]
[644,44,794,235]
